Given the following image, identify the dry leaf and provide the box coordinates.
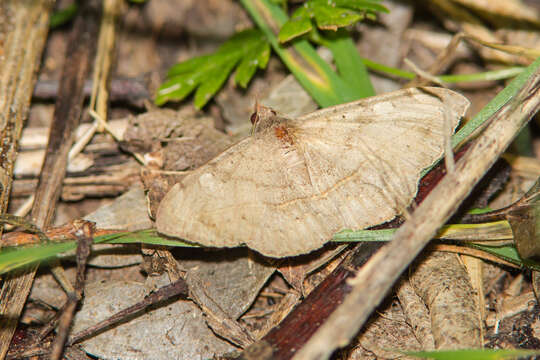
[156,87,469,257]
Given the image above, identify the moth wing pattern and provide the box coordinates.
[156,88,470,257]
[156,128,325,257]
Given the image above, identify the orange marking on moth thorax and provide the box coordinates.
[274,125,294,145]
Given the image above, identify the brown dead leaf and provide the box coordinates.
[122,108,233,171]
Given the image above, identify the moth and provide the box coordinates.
[156,87,470,258]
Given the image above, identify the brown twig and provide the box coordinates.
[5,277,189,359]
[0,215,49,244]
[12,160,140,201]
[0,0,52,230]
[50,222,95,360]
[66,279,189,346]
[0,1,100,358]
[0,1,54,358]
[1,222,118,248]
[405,32,466,88]
[33,77,150,108]
[187,273,255,348]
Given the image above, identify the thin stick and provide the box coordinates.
[50,223,94,360]
[67,279,189,346]
[293,65,540,360]
[32,77,149,108]
[69,0,122,162]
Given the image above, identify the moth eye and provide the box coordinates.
[250,112,259,125]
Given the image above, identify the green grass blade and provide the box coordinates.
[0,230,198,276]
[405,348,540,360]
[361,57,525,83]
[0,242,77,275]
[320,30,375,97]
[468,243,540,271]
[360,57,416,79]
[333,221,513,244]
[104,229,198,247]
[440,67,524,83]
[333,229,395,242]
[451,57,540,148]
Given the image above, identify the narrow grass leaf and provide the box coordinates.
[405,348,540,360]
[322,30,375,97]
[451,57,540,148]
[0,229,199,276]
[333,221,513,244]
[0,242,76,275]
[469,243,540,271]
[104,229,199,247]
[333,229,395,242]
[361,58,524,83]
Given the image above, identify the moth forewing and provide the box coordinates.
[156,87,470,258]
[296,87,469,124]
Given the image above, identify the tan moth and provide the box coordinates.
[156,87,470,257]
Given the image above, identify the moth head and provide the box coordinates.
[250,101,281,135]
